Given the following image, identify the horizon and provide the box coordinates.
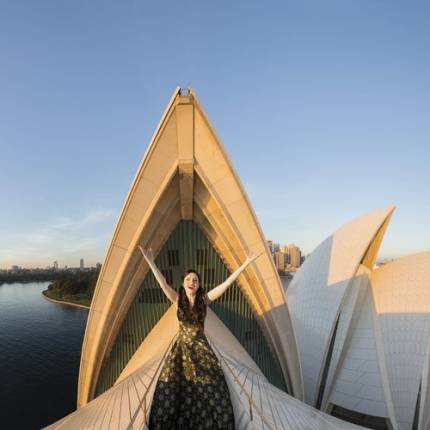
[1,1,429,268]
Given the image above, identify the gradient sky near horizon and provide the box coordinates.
[1,1,429,268]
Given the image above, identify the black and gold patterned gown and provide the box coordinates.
[149,296,235,429]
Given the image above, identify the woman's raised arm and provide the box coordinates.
[138,246,178,304]
[206,252,262,302]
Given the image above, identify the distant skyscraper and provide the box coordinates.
[80,258,84,270]
[281,246,291,264]
[289,244,301,268]
[274,251,285,271]
[53,261,59,271]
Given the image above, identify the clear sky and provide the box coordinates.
[1,0,429,268]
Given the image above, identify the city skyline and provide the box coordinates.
[1,241,302,270]
[1,1,429,268]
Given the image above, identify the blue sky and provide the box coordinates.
[1,0,429,268]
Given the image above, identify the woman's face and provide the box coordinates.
[183,272,200,296]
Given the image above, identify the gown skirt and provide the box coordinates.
[148,302,235,429]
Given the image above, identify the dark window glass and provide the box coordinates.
[141,288,165,303]
[245,330,257,341]
[167,250,179,266]
[161,269,173,285]
[123,333,134,345]
[412,380,421,430]
[316,315,340,409]
[204,268,215,285]
[197,249,208,265]
[331,405,390,430]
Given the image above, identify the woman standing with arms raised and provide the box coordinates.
[138,246,261,430]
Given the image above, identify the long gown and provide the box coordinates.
[148,295,235,429]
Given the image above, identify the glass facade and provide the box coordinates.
[412,380,421,430]
[316,315,340,409]
[331,405,390,430]
[95,220,287,397]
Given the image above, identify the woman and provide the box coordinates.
[138,246,261,430]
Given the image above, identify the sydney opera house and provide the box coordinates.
[287,208,430,430]
[46,88,430,430]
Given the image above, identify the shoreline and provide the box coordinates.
[1,280,53,286]
[42,290,90,310]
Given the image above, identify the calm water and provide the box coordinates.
[0,282,88,429]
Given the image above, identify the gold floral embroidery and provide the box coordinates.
[149,299,235,429]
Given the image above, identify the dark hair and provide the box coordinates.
[178,269,206,323]
[182,269,201,284]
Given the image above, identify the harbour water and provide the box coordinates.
[0,282,88,429]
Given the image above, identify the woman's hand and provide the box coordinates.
[245,251,263,265]
[138,246,154,263]
[207,250,263,302]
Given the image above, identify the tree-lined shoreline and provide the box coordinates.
[0,271,56,285]
[0,270,97,308]
[41,291,91,309]
[42,269,99,308]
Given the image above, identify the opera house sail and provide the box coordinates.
[76,86,301,404]
[287,207,430,430]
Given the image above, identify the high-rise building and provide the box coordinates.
[80,258,84,270]
[281,245,291,264]
[289,244,301,268]
[53,261,59,271]
[274,251,286,271]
